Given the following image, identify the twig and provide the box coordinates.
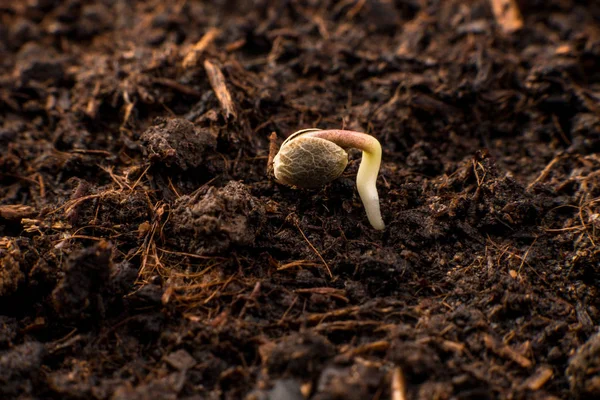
[0,205,36,220]
[156,247,223,260]
[204,59,237,119]
[483,333,532,368]
[267,132,278,176]
[578,196,596,247]
[69,149,112,157]
[167,176,181,198]
[277,295,298,324]
[48,190,119,216]
[523,366,554,391]
[527,154,562,191]
[295,287,349,303]
[277,260,320,271]
[36,173,45,199]
[518,236,538,274]
[341,340,390,358]
[129,164,152,193]
[347,0,367,19]
[182,28,220,69]
[294,218,333,278]
[391,367,407,400]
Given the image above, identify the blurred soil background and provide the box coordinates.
[1,0,600,399]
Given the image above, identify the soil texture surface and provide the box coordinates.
[1,1,600,399]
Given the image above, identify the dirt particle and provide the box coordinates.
[141,117,217,170]
[51,240,112,319]
[13,43,65,85]
[164,349,197,371]
[260,332,335,378]
[168,181,265,255]
[0,341,46,397]
[0,316,17,348]
[126,284,164,308]
[112,372,185,400]
[387,340,442,381]
[406,141,444,176]
[267,379,305,400]
[109,261,138,295]
[314,363,383,400]
[1,1,599,398]
[351,249,412,297]
[567,332,600,398]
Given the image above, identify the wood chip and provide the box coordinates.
[555,45,572,55]
[204,59,237,119]
[441,339,466,353]
[489,0,523,34]
[0,204,36,220]
[523,366,553,391]
[182,28,220,69]
[483,334,533,368]
[226,39,246,52]
[391,367,407,400]
[267,132,278,176]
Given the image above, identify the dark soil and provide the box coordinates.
[1,1,600,399]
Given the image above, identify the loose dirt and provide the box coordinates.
[1,1,600,399]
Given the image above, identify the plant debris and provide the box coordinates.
[1,0,600,398]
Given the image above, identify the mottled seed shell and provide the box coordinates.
[273,136,348,189]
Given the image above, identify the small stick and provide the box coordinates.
[182,28,220,69]
[523,366,554,391]
[527,154,563,191]
[267,132,278,176]
[36,173,46,199]
[483,334,532,368]
[0,205,36,220]
[294,218,333,278]
[204,59,237,119]
[517,236,538,274]
[489,0,523,34]
[391,367,407,400]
